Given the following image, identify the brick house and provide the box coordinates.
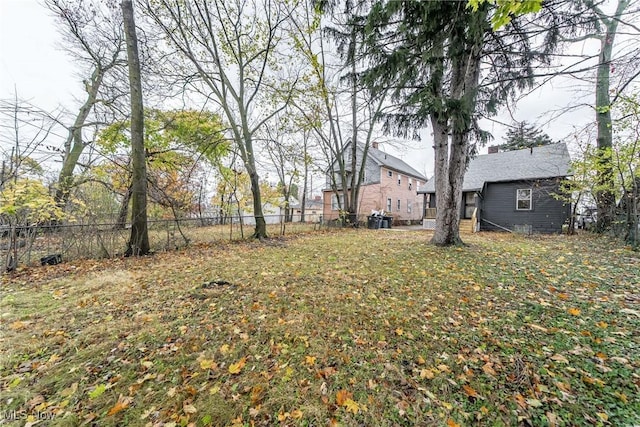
[323,142,427,224]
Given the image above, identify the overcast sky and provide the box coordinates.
[0,0,611,180]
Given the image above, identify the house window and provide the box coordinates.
[397,199,401,210]
[331,194,343,211]
[397,174,402,186]
[386,198,392,212]
[407,201,412,213]
[516,189,532,210]
[416,181,421,191]
[408,178,413,190]
[387,170,393,178]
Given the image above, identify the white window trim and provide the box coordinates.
[516,188,532,211]
[386,197,392,212]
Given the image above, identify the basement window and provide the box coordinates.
[516,189,532,210]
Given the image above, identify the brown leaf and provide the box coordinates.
[463,385,482,399]
[336,389,352,406]
[107,395,133,416]
[482,363,497,376]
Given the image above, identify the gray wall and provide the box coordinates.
[480,179,570,234]
[327,148,381,189]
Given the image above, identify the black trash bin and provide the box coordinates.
[367,215,381,229]
[383,216,393,228]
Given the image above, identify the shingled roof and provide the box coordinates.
[423,143,571,193]
[366,145,427,181]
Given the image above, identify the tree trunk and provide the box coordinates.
[430,10,484,246]
[431,115,464,246]
[122,0,149,256]
[114,184,132,230]
[247,163,267,239]
[594,0,629,233]
[55,67,104,208]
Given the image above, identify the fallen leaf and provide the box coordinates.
[336,389,352,406]
[107,395,133,416]
[228,357,246,374]
[200,359,216,370]
[420,368,435,379]
[183,403,197,414]
[463,385,482,399]
[550,354,569,364]
[567,308,581,316]
[343,398,360,414]
[482,363,497,376]
[89,384,107,399]
[446,419,461,427]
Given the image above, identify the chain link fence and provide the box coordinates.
[1,215,338,271]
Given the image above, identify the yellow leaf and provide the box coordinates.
[200,359,217,370]
[596,412,608,422]
[343,398,360,414]
[596,321,608,328]
[305,355,317,366]
[228,357,246,374]
[416,355,426,365]
[446,419,461,427]
[395,328,403,336]
[568,308,581,316]
[219,344,230,354]
[437,364,450,373]
[291,409,304,419]
[420,368,435,379]
[614,392,628,403]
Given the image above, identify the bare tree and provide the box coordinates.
[45,0,127,207]
[121,0,149,256]
[0,95,60,190]
[143,0,299,239]
[289,1,388,225]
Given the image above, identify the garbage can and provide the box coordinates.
[383,216,393,228]
[367,215,381,229]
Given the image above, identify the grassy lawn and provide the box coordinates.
[1,230,639,426]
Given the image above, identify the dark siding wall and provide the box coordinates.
[480,179,570,234]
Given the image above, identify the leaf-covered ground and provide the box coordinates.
[1,230,639,426]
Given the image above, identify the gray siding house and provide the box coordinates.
[421,143,572,233]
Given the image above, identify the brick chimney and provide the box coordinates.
[372,141,379,150]
[488,145,499,154]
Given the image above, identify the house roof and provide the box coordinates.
[366,145,428,181]
[422,143,571,193]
